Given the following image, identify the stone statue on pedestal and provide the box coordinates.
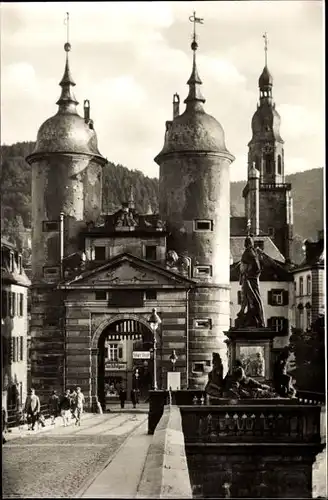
[205,354,275,400]
[236,235,265,328]
[273,348,297,398]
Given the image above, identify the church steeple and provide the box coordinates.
[258,33,273,104]
[184,11,205,110]
[56,13,79,114]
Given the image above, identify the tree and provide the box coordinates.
[289,315,325,393]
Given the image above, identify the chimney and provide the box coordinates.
[173,93,180,119]
[84,99,90,122]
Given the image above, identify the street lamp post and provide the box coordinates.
[169,350,178,372]
[148,308,161,391]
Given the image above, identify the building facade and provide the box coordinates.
[25,25,317,407]
[1,238,30,412]
[291,231,325,331]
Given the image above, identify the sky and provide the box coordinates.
[1,1,324,182]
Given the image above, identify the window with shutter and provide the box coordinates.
[283,318,289,334]
[283,290,289,306]
[267,290,273,305]
[271,289,284,305]
[12,293,16,316]
[118,347,123,359]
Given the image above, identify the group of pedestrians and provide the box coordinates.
[48,387,85,427]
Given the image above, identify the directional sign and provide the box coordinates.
[133,351,151,360]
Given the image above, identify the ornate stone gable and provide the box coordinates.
[59,253,195,289]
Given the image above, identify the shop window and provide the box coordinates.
[107,343,123,361]
[194,220,213,232]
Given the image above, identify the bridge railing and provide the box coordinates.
[180,401,323,444]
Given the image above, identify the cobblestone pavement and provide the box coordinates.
[2,412,147,499]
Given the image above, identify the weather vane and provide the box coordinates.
[189,11,204,47]
[64,12,71,51]
[263,32,268,66]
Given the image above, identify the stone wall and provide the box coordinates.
[137,404,192,499]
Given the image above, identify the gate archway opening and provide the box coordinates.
[97,318,155,408]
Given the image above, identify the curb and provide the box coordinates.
[74,415,149,499]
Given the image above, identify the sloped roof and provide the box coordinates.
[230,236,285,264]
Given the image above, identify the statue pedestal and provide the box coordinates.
[225,327,276,381]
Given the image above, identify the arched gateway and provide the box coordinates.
[94,317,155,408]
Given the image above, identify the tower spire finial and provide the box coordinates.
[57,12,79,114]
[263,32,268,66]
[65,12,70,46]
[184,11,205,108]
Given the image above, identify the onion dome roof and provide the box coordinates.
[155,38,233,162]
[259,65,273,88]
[27,43,105,164]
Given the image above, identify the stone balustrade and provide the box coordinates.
[179,400,325,498]
[180,400,322,444]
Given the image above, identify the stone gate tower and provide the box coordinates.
[26,40,106,397]
[155,22,235,388]
[243,36,293,260]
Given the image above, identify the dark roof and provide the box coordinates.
[230,236,285,264]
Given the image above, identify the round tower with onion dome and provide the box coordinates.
[155,15,235,388]
[26,26,106,397]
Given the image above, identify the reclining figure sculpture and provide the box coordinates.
[205,352,296,401]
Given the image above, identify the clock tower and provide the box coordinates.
[243,35,293,261]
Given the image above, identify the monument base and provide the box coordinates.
[225,327,277,381]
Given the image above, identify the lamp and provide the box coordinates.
[148,308,161,390]
[169,350,178,371]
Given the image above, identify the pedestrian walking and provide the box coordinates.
[74,387,85,426]
[24,388,41,431]
[130,388,138,409]
[70,388,77,422]
[119,383,126,409]
[48,390,60,425]
[60,389,72,427]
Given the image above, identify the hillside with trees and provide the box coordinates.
[0,141,324,264]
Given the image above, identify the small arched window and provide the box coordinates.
[277,155,282,174]
[265,154,272,174]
